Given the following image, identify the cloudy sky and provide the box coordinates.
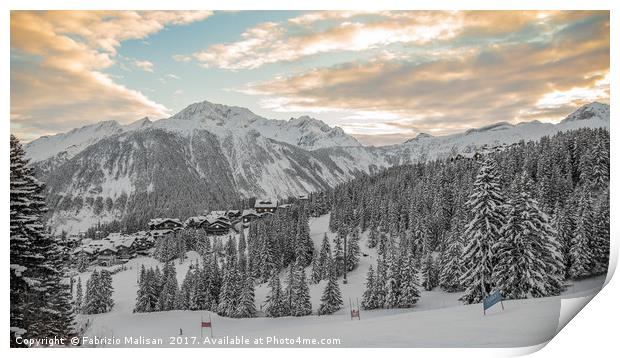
[10,10,609,144]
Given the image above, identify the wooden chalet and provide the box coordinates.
[254,198,278,214]
[148,218,183,231]
[199,215,232,236]
[226,210,241,220]
[241,209,260,226]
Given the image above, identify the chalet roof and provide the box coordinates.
[186,214,230,227]
[255,198,277,209]
[73,239,116,255]
[185,215,207,226]
[226,210,240,215]
[204,214,230,225]
[148,218,182,227]
[242,209,259,217]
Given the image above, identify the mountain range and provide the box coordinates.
[24,101,610,234]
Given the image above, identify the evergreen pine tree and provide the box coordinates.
[460,157,506,304]
[367,227,379,248]
[384,250,402,307]
[439,218,465,292]
[290,261,312,316]
[421,252,438,291]
[10,134,75,344]
[310,250,322,284]
[346,228,361,271]
[318,233,331,280]
[75,277,83,314]
[158,262,178,311]
[361,265,378,310]
[264,270,286,318]
[318,266,343,315]
[398,250,421,308]
[235,274,256,318]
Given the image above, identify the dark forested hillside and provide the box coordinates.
[317,127,609,297]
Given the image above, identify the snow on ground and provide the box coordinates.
[78,213,607,347]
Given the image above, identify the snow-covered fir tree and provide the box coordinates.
[318,266,343,315]
[318,233,332,280]
[264,270,287,318]
[83,270,114,314]
[75,277,83,314]
[289,260,312,316]
[592,188,610,275]
[439,215,465,292]
[235,274,256,318]
[367,227,379,248]
[421,252,438,291]
[569,192,595,279]
[361,264,378,310]
[333,231,345,277]
[398,249,421,308]
[10,135,75,345]
[493,173,564,298]
[217,262,240,317]
[158,262,179,311]
[310,250,322,284]
[346,228,361,271]
[460,157,506,304]
[384,248,402,308]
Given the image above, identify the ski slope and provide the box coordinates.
[76,214,607,347]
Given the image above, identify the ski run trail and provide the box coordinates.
[75,213,607,348]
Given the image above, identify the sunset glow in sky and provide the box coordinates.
[10,10,609,144]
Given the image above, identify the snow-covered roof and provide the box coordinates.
[254,198,277,209]
[74,239,116,255]
[148,218,182,227]
[279,203,293,209]
[185,214,230,227]
[185,215,207,226]
[242,209,259,217]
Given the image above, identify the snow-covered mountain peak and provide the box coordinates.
[561,102,610,123]
[169,100,260,125]
[156,100,361,149]
[124,117,153,131]
[25,120,123,162]
[404,132,434,144]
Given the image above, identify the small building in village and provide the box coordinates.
[254,198,278,214]
[185,214,232,236]
[241,209,260,226]
[226,210,241,220]
[73,232,140,267]
[148,218,183,231]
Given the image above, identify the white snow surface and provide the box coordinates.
[75,214,607,348]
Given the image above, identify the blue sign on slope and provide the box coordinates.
[483,291,504,314]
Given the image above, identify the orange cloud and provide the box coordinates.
[10,10,212,141]
[177,10,596,71]
[242,11,609,140]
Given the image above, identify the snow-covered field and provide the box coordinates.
[76,214,607,347]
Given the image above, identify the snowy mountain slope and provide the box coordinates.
[37,127,369,234]
[157,101,362,150]
[24,101,609,233]
[75,214,606,347]
[379,102,610,165]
